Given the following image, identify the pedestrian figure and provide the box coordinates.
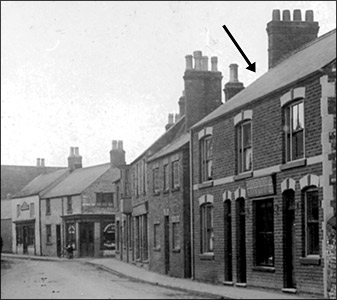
[65,243,74,259]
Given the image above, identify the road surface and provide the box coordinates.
[1,258,213,299]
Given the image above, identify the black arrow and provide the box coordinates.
[222,25,256,73]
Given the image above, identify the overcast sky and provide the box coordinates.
[1,1,336,167]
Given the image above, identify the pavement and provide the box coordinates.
[1,253,317,299]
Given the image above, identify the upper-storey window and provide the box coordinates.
[96,192,114,207]
[237,121,252,173]
[163,164,169,192]
[171,160,180,189]
[46,199,51,215]
[153,167,160,193]
[200,136,213,182]
[284,101,304,162]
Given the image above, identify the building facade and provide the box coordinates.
[190,10,336,298]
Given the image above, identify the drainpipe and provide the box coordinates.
[39,196,42,256]
[189,129,195,279]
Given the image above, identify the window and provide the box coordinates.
[200,203,214,253]
[237,121,252,173]
[30,203,35,218]
[101,222,115,250]
[153,167,159,193]
[46,199,51,215]
[67,196,72,212]
[16,226,23,245]
[172,222,180,250]
[305,188,319,255]
[200,136,213,182]
[17,204,20,217]
[96,193,114,207]
[116,221,120,251]
[163,164,169,192]
[27,226,35,245]
[46,225,52,244]
[255,199,274,266]
[172,160,180,189]
[284,101,304,162]
[154,223,160,249]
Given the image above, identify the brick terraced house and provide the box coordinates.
[189,9,336,298]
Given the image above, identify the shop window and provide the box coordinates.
[101,222,115,250]
[237,121,252,173]
[284,101,304,162]
[304,188,319,255]
[255,199,274,266]
[66,223,76,249]
[200,203,214,253]
[200,136,213,182]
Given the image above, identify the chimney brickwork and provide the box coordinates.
[110,140,126,167]
[224,64,244,101]
[68,146,82,171]
[184,50,222,129]
[267,9,319,69]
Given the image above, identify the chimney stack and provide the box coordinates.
[184,51,222,129]
[68,146,82,171]
[266,9,319,69]
[110,140,126,167]
[165,113,174,131]
[178,90,185,118]
[224,64,244,102]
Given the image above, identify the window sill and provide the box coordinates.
[153,247,161,252]
[280,158,306,171]
[198,180,214,189]
[172,248,180,253]
[199,253,214,260]
[299,255,320,265]
[172,186,180,192]
[163,190,169,194]
[223,281,234,286]
[234,171,253,181]
[153,191,160,196]
[67,211,73,214]
[252,266,275,273]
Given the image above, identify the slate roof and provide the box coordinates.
[192,29,336,129]
[148,132,190,162]
[13,169,69,198]
[1,165,65,200]
[43,163,116,198]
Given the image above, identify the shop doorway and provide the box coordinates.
[80,222,94,257]
[236,197,246,283]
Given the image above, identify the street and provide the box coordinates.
[1,258,213,299]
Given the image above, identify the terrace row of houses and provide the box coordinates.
[3,9,336,299]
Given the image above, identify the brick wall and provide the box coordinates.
[191,72,326,296]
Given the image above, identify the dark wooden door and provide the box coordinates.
[80,222,95,257]
[56,225,61,257]
[224,200,233,282]
[236,198,246,283]
[284,192,296,288]
[164,216,170,274]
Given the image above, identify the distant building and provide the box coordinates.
[190,9,335,298]
[1,159,64,253]
[40,144,125,258]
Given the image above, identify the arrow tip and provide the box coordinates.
[246,62,256,73]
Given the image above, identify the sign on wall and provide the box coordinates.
[246,175,275,198]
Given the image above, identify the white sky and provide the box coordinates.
[1,1,336,167]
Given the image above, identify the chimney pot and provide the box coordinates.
[112,140,117,150]
[41,158,45,167]
[168,113,174,124]
[185,55,193,70]
[174,113,179,123]
[272,9,281,21]
[118,140,123,150]
[211,57,218,71]
[229,64,239,82]
[37,158,40,167]
[70,147,74,156]
[201,56,208,71]
[193,51,202,70]
[282,10,291,21]
[293,9,302,21]
[305,10,314,22]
